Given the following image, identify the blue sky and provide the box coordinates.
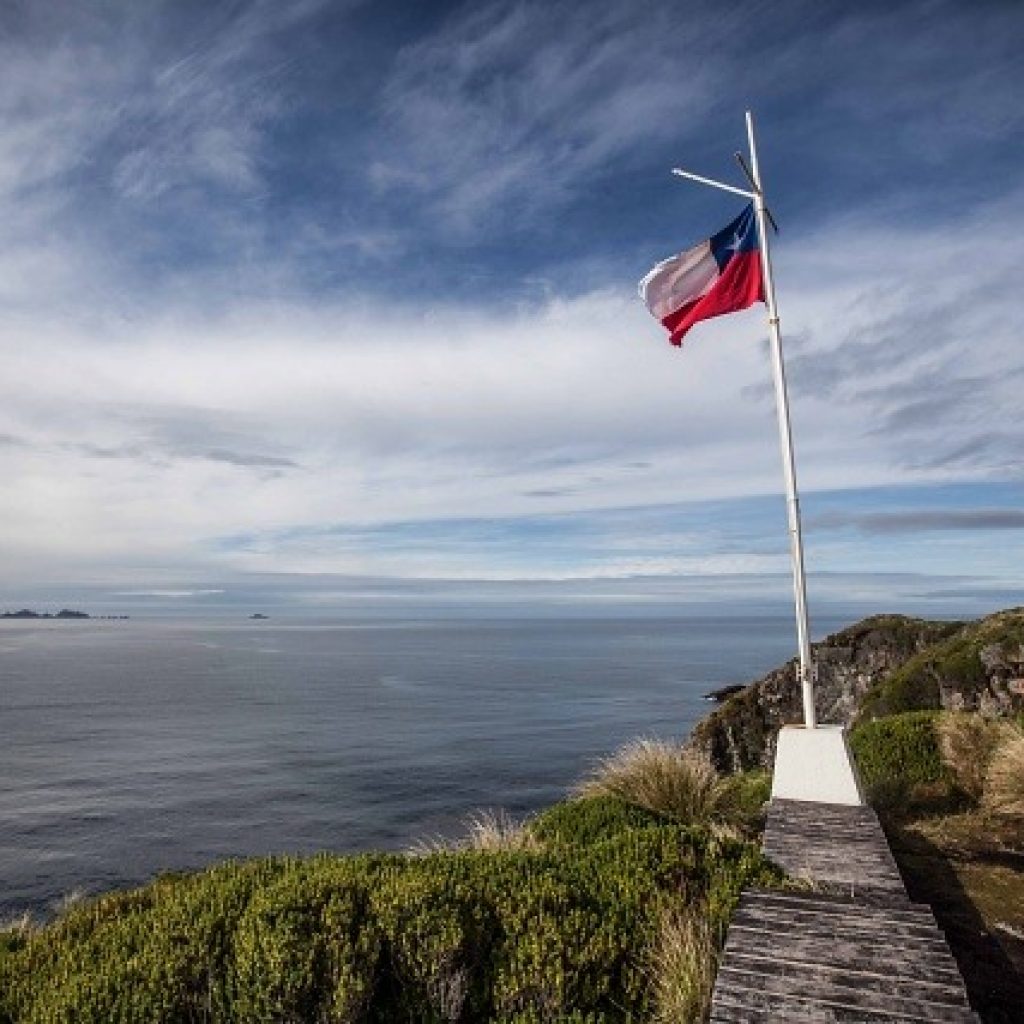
[0,0,1022,618]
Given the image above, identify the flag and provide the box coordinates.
[639,204,764,346]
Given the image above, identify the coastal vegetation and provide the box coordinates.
[0,752,779,1023]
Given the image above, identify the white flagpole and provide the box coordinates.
[744,110,817,729]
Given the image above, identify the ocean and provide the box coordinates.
[0,614,851,918]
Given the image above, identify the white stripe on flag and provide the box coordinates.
[638,240,718,321]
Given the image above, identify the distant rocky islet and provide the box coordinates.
[0,608,129,620]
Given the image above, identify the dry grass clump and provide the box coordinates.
[408,809,539,856]
[984,732,1024,817]
[463,809,540,852]
[574,739,728,825]
[644,903,716,1023]
[938,713,1016,799]
[0,911,33,941]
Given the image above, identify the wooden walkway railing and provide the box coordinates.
[709,799,980,1022]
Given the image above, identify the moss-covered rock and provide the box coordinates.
[859,608,1024,720]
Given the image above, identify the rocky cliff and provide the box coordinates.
[690,609,1024,773]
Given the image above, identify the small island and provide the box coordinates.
[0,609,129,620]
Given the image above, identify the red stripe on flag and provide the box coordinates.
[660,250,764,346]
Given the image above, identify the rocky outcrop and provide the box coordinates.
[691,608,1024,774]
[690,614,963,773]
[860,608,1024,720]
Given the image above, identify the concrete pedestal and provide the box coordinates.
[771,724,865,806]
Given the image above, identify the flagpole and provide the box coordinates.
[744,110,817,729]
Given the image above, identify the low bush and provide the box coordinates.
[0,815,780,1022]
[718,771,771,833]
[531,795,665,847]
[849,711,956,809]
[573,739,728,825]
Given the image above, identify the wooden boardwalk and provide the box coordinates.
[710,799,979,1022]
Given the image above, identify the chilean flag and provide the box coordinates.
[639,204,764,346]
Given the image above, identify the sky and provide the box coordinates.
[0,0,1022,620]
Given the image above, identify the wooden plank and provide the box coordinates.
[730,908,948,945]
[712,976,977,1023]
[724,927,961,973]
[711,988,979,1023]
[718,956,972,1005]
[722,947,965,988]
[741,889,935,921]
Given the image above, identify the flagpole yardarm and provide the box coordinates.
[744,109,817,729]
[670,167,754,200]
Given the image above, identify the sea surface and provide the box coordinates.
[0,614,851,918]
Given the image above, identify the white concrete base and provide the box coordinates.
[771,724,865,806]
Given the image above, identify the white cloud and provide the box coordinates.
[1,177,1021,585]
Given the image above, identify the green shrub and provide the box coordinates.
[231,861,382,1022]
[719,771,771,829]
[530,796,665,847]
[849,711,955,809]
[1,857,292,1023]
[0,821,779,1023]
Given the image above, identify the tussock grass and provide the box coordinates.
[407,809,539,856]
[464,809,540,852]
[937,713,1016,800]
[645,903,716,1024]
[984,731,1024,817]
[574,739,729,826]
[53,889,87,917]
[0,912,33,942]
